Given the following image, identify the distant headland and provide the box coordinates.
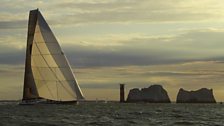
[126,85,170,103]
[121,84,216,103]
[176,88,216,103]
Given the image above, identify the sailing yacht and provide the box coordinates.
[20,9,84,104]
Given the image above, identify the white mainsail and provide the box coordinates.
[22,9,84,102]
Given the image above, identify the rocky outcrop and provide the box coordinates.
[176,88,216,103]
[126,85,171,103]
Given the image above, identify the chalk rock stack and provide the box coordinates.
[127,85,171,103]
[176,88,216,103]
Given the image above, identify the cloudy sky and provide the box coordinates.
[1,0,224,101]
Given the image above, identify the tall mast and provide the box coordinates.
[22,9,40,100]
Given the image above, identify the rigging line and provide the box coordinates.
[31,44,56,99]
[33,36,76,98]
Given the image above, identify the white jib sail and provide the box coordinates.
[30,10,84,101]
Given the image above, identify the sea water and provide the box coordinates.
[0,101,224,126]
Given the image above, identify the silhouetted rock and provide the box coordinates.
[176,88,216,103]
[127,85,171,103]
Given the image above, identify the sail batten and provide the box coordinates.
[22,9,84,102]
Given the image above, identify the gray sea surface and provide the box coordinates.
[0,101,224,126]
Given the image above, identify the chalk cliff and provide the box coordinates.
[127,85,171,103]
[176,88,216,103]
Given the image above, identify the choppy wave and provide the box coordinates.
[0,102,224,126]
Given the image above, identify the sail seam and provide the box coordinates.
[31,44,56,100]
[33,39,76,99]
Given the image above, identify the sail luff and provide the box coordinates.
[64,55,85,100]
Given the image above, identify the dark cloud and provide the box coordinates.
[63,44,190,67]
[141,71,214,77]
[80,82,156,89]
[0,51,25,64]
[0,43,182,67]
[0,20,27,29]
[0,42,25,64]
[2,29,224,68]
[62,29,224,67]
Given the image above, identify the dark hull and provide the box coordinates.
[19,99,78,105]
[45,100,77,104]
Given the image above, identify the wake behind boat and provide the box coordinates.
[20,9,85,105]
